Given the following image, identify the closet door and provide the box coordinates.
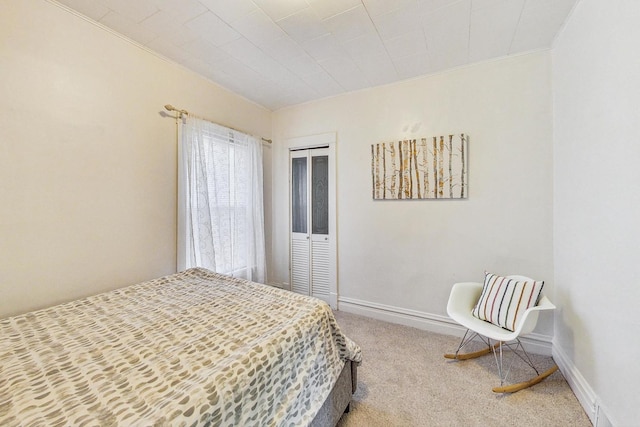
[290,152,310,296]
[310,151,330,301]
[290,148,331,304]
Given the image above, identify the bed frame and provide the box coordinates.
[311,360,357,426]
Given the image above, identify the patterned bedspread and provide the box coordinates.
[0,268,361,426]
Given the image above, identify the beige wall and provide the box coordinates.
[272,51,555,337]
[0,0,271,317]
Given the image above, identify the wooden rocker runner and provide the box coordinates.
[444,276,559,393]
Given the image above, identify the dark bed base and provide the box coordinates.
[310,360,357,427]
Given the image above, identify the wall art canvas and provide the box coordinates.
[371,134,467,200]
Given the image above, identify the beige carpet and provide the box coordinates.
[333,311,591,427]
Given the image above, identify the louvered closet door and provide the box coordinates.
[290,152,310,296]
[290,148,331,304]
[310,152,330,301]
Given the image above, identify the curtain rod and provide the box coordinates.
[164,104,272,144]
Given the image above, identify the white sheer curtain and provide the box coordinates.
[177,116,266,283]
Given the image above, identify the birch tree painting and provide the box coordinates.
[372,134,467,200]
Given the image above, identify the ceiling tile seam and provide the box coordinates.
[96,5,110,21]
[159,7,210,38]
[139,8,210,49]
[420,26,430,64]
[138,8,161,25]
[359,0,401,79]
[99,4,158,25]
[319,2,362,21]
[550,0,583,50]
[466,0,472,63]
[315,4,391,89]
[265,2,319,25]
[507,0,527,55]
[312,60,350,93]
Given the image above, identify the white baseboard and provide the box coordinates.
[553,343,599,425]
[338,296,462,335]
[338,296,553,355]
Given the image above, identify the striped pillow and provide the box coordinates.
[472,272,544,332]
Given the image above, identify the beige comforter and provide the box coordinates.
[0,268,361,426]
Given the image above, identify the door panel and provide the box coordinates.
[290,152,309,295]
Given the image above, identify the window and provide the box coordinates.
[178,117,266,283]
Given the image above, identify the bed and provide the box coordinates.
[0,268,361,426]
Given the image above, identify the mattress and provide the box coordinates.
[0,268,361,426]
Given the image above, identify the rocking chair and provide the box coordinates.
[444,275,558,393]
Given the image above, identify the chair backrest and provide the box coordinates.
[447,276,555,341]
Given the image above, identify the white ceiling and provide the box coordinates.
[55,0,578,111]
